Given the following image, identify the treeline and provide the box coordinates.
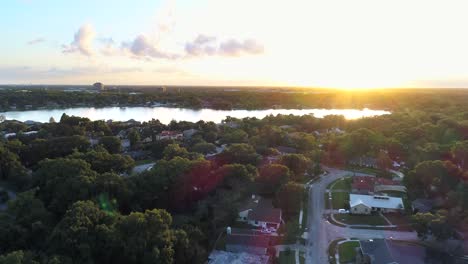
[2,88,468,111]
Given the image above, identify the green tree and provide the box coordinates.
[128,129,141,148]
[452,140,468,170]
[34,158,98,215]
[191,142,216,154]
[220,129,248,144]
[256,164,290,194]
[47,201,115,263]
[279,154,310,181]
[0,250,38,264]
[163,144,189,160]
[69,148,135,174]
[99,136,122,154]
[222,143,260,165]
[276,182,304,215]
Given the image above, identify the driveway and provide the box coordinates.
[305,167,417,264]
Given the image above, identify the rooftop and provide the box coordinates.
[350,194,404,210]
[247,199,282,224]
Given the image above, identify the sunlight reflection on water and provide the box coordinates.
[1,107,390,124]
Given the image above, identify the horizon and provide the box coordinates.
[3,0,468,88]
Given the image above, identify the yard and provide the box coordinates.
[330,177,352,191]
[338,241,360,263]
[331,191,349,209]
[279,250,296,264]
[335,214,388,226]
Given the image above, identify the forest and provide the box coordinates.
[0,88,468,263]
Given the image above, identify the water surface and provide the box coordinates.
[1,107,390,124]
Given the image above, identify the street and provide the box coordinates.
[305,167,418,264]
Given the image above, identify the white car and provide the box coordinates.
[338,209,349,214]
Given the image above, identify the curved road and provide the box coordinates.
[305,167,418,264]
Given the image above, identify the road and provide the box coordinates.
[305,167,418,264]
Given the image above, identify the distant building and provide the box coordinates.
[351,176,406,195]
[93,82,105,91]
[156,131,183,141]
[411,199,434,213]
[183,129,198,139]
[358,239,427,264]
[275,146,298,155]
[349,194,404,215]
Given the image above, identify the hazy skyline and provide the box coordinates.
[2,0,468,88]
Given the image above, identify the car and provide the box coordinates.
[338,209,349,214]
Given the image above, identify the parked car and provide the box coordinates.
[338,209,349,214]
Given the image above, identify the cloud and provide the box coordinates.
[219,39,264,56]
[184,34,217,56]
[185,34,264,57]
[122,35,180,60]
[62,24,96,56]
[27,38,45,45]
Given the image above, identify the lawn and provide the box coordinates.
[331,191,349,209]
[330,177,352,191]
[338,241,360,263]
[279,250,296,264]
[335,214,388,226]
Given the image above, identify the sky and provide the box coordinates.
[2,0,468,88]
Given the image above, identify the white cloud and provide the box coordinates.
[62,24,96,56]
[27,37,45,45]
[184,34,264,57]
[122,35,180,60]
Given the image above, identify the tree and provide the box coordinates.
[99,136,122,154]
[279,154,311,181]
[256,164,290,194]
[0,250,38,264]
[114,209,177,264]
[220,129,248,144]
[191,142,216,154]
[222,143,260,165]
[276,182,304,215]
[452,140,468,170]
[49,117,56,123]
[163,144,189,160]
[48,201,115,263]
[0,144,29,189]
[128,129,140,148]
[69,148,135,174]
[34,158,98,215]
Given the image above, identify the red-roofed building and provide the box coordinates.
[352,177,375,194]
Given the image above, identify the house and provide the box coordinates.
[156,130,183,141]
[349,194,404,215]
[183,129,198,139]
[276,146,297,155]
[352,177,375,195]
[411,198,434,213]
[238,196,282,231]
[225,234,270,255]
[349,156,378,168]
[358,239,397,264]
[351,176,406,195]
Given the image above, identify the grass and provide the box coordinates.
[279,250,296,264]
[335,214,388,226]
[331,191,349,209]
[338,241,360,263]
[330,177,352,191]
[328,239,345,264]
[301,193,308,230]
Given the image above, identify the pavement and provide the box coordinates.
[131,162,155,175]
[305,167,418,264]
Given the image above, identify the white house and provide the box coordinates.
[350,194,404,215]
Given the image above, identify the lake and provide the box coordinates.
[0,107,390,124]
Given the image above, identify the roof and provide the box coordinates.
[276,146,297,154]
[159,130,182,136]
[226,234,270,248]
[350,194,404,210]
[411,199,433,213]
[247,199,282,224]
[360,239,398,264]
[208,250,269,264]
[352,180,374,192]
[238,196,261,212]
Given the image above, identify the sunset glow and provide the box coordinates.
[2,0,468,88]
